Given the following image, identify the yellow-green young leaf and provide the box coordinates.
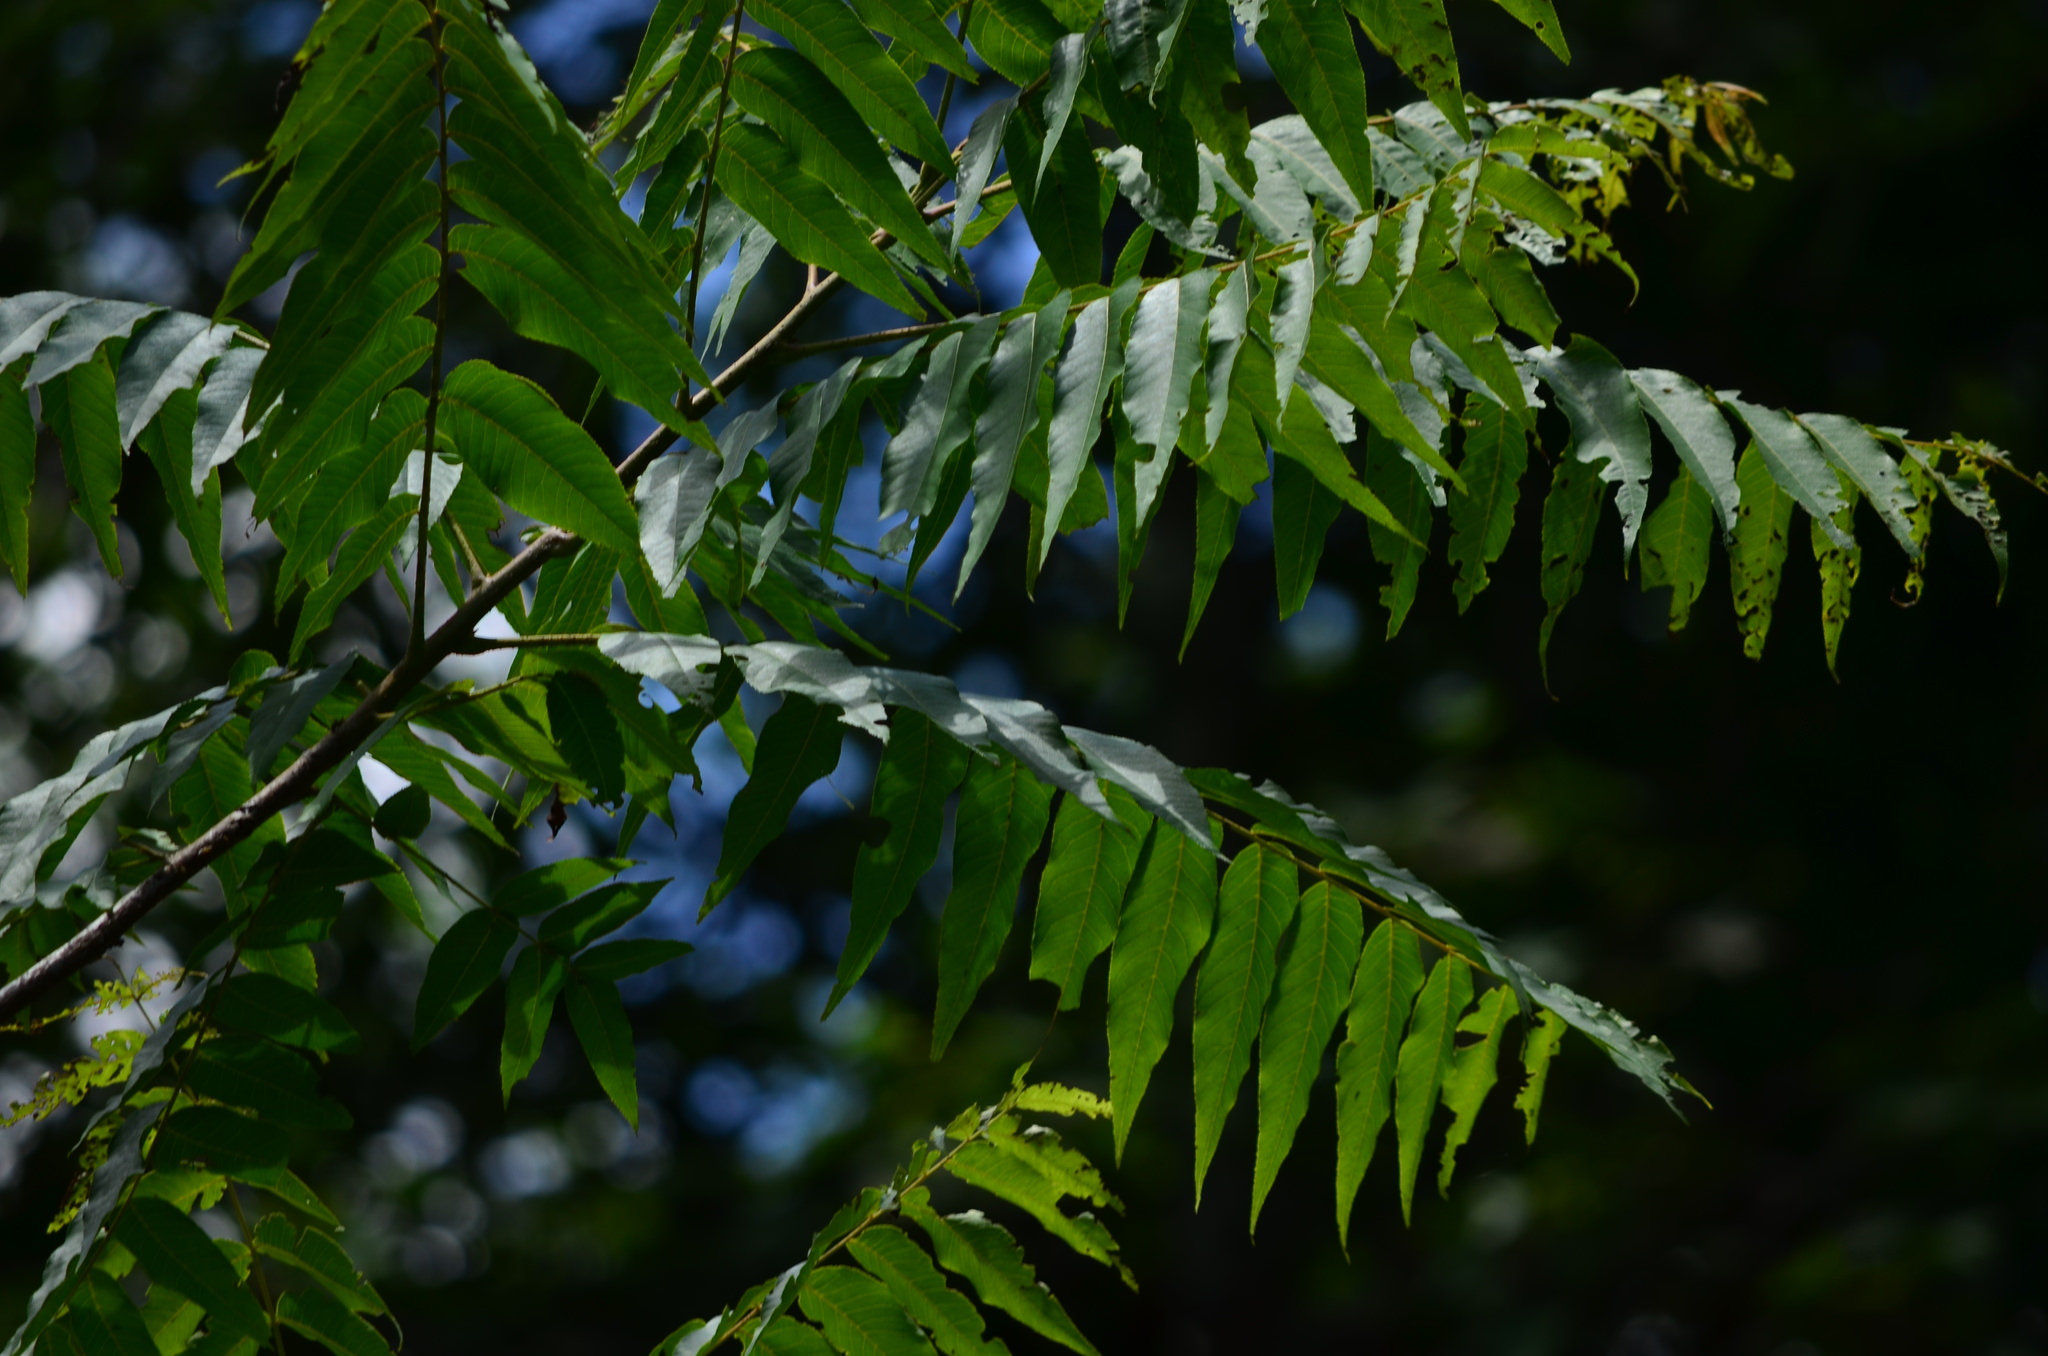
[1536,450,1604,687]
[1895,450,1939,605]
[933,757,1056,1057]
[1251,882,1364,1231]
[747,0,952,167]
[1012,1081,1111,1119]
[0,358,33,590]
[69,1266,158,1356]
[1271,431,1344,622]
[1190,845,1299,1204]
[1728,441,1795,661]
[1811,471,1862,679]
[1446,399,1529,613]
[710,695,845,910]
[1260,0,1377,204]
[800,1265,936,1356]
[39,354,125,576]
[1392,954,1473,1224]
[566,976,640,1130]
[1030,793,1146,1010]
[439,360,640,554]
[1334,919,1424,1249]
[1436,983,1517,1196]
[289,493,419,661]
[276,1286,390,1356]
[833,710,971,1012]
[1106,821,1218,1160]
[1181,468,1243,656]
[501,946,569,1102]
[1513,1007,1567,1144]
[116,1199,270,1343]
[730,47,946,269]
[1930,453,2009,599]
[1362,429,1435,639]
[901,1190,1100,1356]
[846,1226,1004,1356]
[1638,467,1715,633]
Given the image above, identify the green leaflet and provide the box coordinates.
[1251,881,1363,1230]
[1536,450,1604,685]
[1334,918,1424,1248]
[439,360,639,553]
[901,1191,1099,1356]
[1801,411,1919,558]
[1487,0,1570,61]
[1629,368,1739,540]
[412,907,520,1049]
[752,1319,836,1356]
[1124,272,1211,459]
[1259,0,1376,205]
[40,355,125,576]
[1268,256,1317,413]
[0,358,32,589]
[1638,467,1715,633]
[730,47,946,268]
[1271,453,1343,621]
[882,316,1003,523]
[1190,846,1301,1203]
[850,0,976,78]
[1513,1007,1567,1144]
[1728,441,1795,661]
[710,696,847,911]
[501,945,569,1100]
[1030,791,1146,1010]
[450,222,706,429]
[275,1287,390,1356]
[1234,341,1408,541]
[1298,307,1450,482]
[1724,396,1851,550]
[1041,296,1119,567]
[1436,983,1517,1196]
[799,1266,937,1356]
[1346,0,1465,137]
[1363,429,1436,638]
[1106,820,1218,1160]
[114,311,238,446]
[136,388,231,622]
[546,672,629,807]
[567,976,640,1129]
[961,293,1070,595]
[1446,399,1528,612]
[1930,454,2009,599]
[1036,32,1088,194]
[747,0,953,168]
[169,720,282,915]
[289,494,420,661]
[1812,471,1863,679]
[1392,953,1472,1224]
[1003,106,1104,292]
[933,757,1056,1057]
[967,0,1066,85]
[943,1125,1128,1279]
[845,1226,1003,1356]
[834,710,972,1013]
[215,972,359,1053]
[1464,242,1559,348]
[1181,469,1242,655]
[715,122,924,318]
[154,1106,290,1179]
[115,1199,270,1343]
[66,1270,157,1356]
[278,389,425,598]
[1533,338,1653,557]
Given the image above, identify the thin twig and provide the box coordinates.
[775,321,950,357]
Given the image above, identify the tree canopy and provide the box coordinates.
[1,1,2041,1353]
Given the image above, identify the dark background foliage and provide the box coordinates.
[2,2,2044,1354]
